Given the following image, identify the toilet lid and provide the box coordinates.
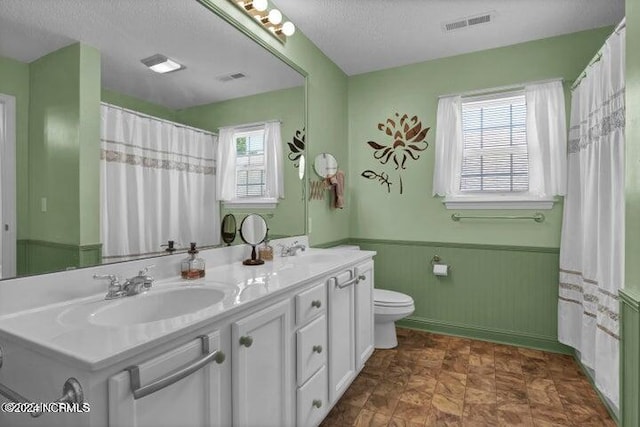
[374,289,414,307]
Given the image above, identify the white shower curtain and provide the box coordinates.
[559,26,625,409]
[100,104,219,261]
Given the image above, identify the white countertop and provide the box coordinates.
[0,248,375,371]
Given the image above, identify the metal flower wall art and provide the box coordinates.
[287,128,305,168]
[361,113,430,194]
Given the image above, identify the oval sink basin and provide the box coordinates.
[89,287,226,326]
[289,252,345,265]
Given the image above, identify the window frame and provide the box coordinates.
[222,127,278,209]
[443,90,556,210]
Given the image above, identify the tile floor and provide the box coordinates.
[320,328,615,426]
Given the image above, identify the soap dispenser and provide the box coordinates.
[181,242,205,279]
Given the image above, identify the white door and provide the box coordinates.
[355,260,375,369]
[0,94,16,278]
[328,270,356,405]
[108,331,229,427]
[232,299,292,427]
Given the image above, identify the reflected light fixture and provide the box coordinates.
[231,0,295,43]
[141,54,185,74]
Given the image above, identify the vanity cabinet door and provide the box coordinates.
[232,299,292,427]
[328,270,356,405]
[108,330,229,427]
[355,260,375,370]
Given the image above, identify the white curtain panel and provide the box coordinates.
[0,101,4,275]
[559,27,625,409]
[100,104,219,261]
[432,95,463,196]
[264,121,284,199]
[525,81,567,197]
[216,127,236,201]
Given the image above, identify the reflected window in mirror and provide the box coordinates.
[218,121,284,209]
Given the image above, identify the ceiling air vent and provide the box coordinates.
[442,11,495,33]
[216,72,247,82]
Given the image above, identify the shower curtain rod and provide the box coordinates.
[101,102,218,137]
[571,17,626,91]
[219,119,282,131]
[438,78,563,99]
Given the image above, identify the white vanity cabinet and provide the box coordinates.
[231,299,292,427]
[355,260,375,370]
[108,330,229,427]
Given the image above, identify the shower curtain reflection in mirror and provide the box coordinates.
[0,94,16,278]
[100,104,219,262]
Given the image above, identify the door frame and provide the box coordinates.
[0,94,17,278]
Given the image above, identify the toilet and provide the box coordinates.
[374,289,415,349]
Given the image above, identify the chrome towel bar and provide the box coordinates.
[0,345,84,418]
[451,212,545,223]
[126,335,225,400]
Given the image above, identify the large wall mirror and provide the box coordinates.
[0,0,306,279]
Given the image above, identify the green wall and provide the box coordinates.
[102,88,177,122]
[0,56,29,240]
[348,27,612,248]
[200,0,349,246]
[177,86,306,237]
[26,43,101,273]
[622,2,640,425]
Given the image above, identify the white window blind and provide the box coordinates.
[235,130,266,198]
[460,92,528,193]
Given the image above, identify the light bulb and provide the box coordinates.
[282,21,295,36]
[268,9,282,25]
[253,0,268,11]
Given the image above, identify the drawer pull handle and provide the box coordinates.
[335,274,366,289]
[239,336,254,347]
[127,335,223,400]
[311,300,322,308]
[312,399,323,409]
[312,345,323,354]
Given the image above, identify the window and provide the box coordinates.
[234,130,266,198]
[460,93,528,193]
[433,80,567,210]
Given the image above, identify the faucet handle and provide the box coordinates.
[93,274,120,285]
[138,265,155,276]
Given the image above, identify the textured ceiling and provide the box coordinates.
[0,0,303,110]
[275,0,625,75]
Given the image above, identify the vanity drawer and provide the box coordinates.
[296,314,327,386]
[297,365,328,427]
[295,282,326,325]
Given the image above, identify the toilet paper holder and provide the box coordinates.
[431,255,452,273]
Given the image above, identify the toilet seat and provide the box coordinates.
[374,289,413,307]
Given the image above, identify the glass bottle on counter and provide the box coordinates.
[181,242,206,279]
[258,236,273,261]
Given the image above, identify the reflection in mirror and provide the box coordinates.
[314,153,339,178]
[240,214,268,266]
[298,155,306,180]
[220,214,237,246]
[0,0,305,279]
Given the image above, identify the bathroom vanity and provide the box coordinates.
[0,241,375,427]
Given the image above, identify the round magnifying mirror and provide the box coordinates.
[239,214,268,265]
[298,155,305,180]
[314,153,338,178]
[220,214,237,246]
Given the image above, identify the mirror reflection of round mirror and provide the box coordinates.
[313,153,338,178]
[298,155,305,180]
[220,214,237,246]
[239,214,268,246]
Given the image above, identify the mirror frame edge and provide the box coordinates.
[196,0,310,238]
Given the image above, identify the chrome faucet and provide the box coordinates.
[94,265,155,300]
[279,241,307,257]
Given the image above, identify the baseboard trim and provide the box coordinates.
[397,316,572,354]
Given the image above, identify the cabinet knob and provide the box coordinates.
[312,345,323,354]
[358,275,366,282]
[312,399,323,409]
[239,336,253,347]
[214,351,226,364]
[311,300,322,309]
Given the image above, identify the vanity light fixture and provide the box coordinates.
[230,0,295,43]
[141,54,185,74]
